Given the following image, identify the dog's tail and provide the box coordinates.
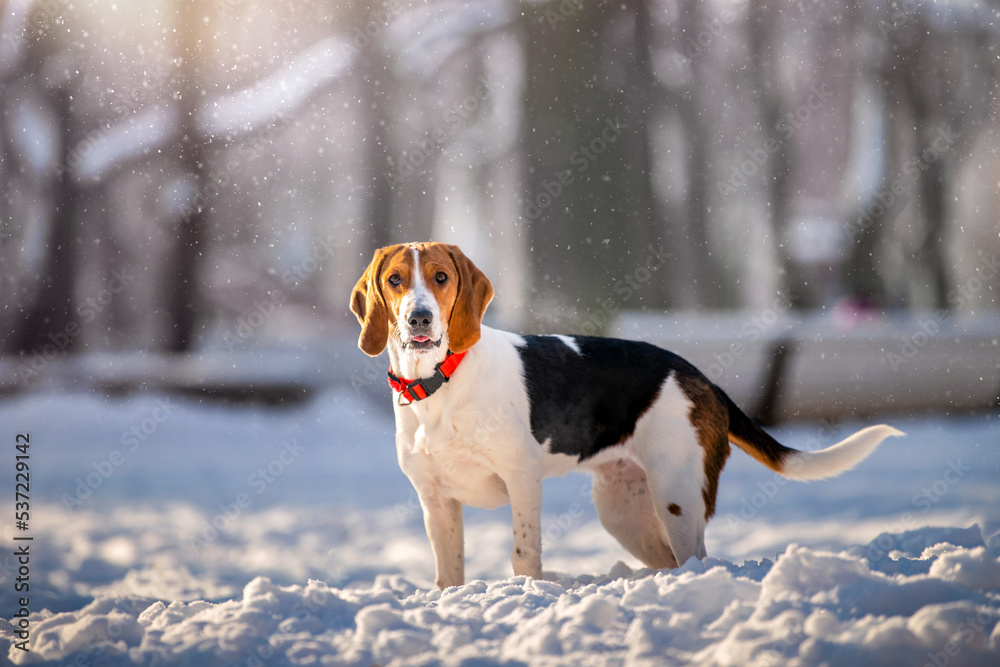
[719,389,904,481]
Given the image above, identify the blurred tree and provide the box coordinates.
[674,0,724,309]
[13,87,83,355]
[165,0,210,352]
[359,48,394,251]
[520,0,604,330]
[520,0,675,330]
[613,0,674,311]
[343,0,395,251]
[844,1,998,310]
[745,0,794,304]
[3,8,83,357]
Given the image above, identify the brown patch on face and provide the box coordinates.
[377,245,423,332]
[433,243,494,353]
[667,503,682,517]
[675,373,731,520]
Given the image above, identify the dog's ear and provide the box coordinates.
[444,244,494,354]
[350,246,396,356]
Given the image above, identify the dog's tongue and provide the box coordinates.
[412,335,430,343]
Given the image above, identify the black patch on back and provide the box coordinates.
[516,335,700,461]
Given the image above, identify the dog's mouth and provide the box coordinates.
[403,334,442,352]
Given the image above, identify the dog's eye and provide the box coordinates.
[387,274,402,287]
[435,272,448,285]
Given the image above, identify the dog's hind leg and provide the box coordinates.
[591,458,679,569]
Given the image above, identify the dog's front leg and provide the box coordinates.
[506,470,543,579]
[419,492,464,589]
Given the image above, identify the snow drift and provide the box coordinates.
[0,389,997,665]
[2,523,998,666]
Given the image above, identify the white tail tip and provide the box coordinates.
[781,424,905,481]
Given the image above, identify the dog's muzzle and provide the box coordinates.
[404,308,441,351]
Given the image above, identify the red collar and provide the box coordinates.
[388,350,467,404]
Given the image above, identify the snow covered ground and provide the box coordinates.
[0,386,998,665]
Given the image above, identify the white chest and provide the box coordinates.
[398,410,515,510]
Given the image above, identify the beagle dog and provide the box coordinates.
[350,242,903,589]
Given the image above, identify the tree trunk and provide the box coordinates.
[165,0,209,352]
[519,1,629,331]
[617,0,672,311]
[914,157,948,308]
[357,22,394,250]
[11,87,82,356]
[747,0,795,305]
[676,0,722,308]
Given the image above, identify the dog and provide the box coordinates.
[350,242,903,589]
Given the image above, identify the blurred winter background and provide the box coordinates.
[1,0,998,364]
[0,0,999,664]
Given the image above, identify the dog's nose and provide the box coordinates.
[408,309,433,328]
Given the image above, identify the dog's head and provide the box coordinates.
[350,242,494,357]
